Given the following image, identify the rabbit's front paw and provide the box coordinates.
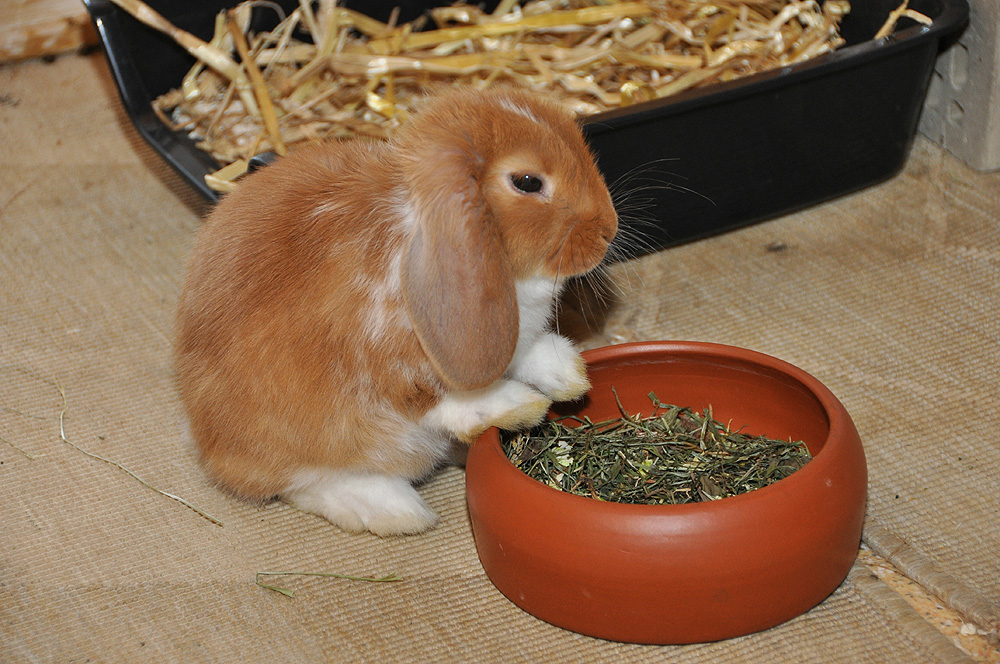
[509,332,590,402]
[424,379,550,444]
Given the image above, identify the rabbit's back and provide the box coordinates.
[176,141,443,500]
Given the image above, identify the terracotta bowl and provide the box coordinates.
[466,341,867,644]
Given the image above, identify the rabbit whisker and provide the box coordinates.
[548,231,571,338]
[608,158,714,207]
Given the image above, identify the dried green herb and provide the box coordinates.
[255,571,402,598]
[501,389,811,504]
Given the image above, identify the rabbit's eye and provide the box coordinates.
[511,174,544,194]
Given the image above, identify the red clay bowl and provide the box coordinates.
[466,341,867,644]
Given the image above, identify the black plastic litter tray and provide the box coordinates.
[84,0,968,254]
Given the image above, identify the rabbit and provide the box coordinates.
[175,86,618,536]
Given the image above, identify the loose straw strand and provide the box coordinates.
[53,379,224,527]
[227,9,288,155]
[1,433,44,459]
[874,1,933,40]
[255,570,403,597]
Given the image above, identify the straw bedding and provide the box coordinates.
[1,52,996,662]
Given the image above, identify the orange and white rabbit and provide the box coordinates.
[176,87,618,536]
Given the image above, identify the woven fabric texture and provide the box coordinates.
[1,54,995,663]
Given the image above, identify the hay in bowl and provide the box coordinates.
[465,340,867,644]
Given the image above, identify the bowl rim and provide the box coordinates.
[479,339,855,514]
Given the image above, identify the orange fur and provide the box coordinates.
[175,87,617,501]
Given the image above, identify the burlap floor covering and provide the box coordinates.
[2,53,997,663]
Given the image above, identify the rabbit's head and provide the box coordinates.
[397,88,617,391]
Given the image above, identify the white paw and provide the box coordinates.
[422,379,551,444]
[283,470,439,537]
[508,332,591,402]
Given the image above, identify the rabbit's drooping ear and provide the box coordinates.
[399,137,519,392]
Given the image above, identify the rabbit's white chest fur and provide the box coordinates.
[504,276,588,398]
[513,276,563,351]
